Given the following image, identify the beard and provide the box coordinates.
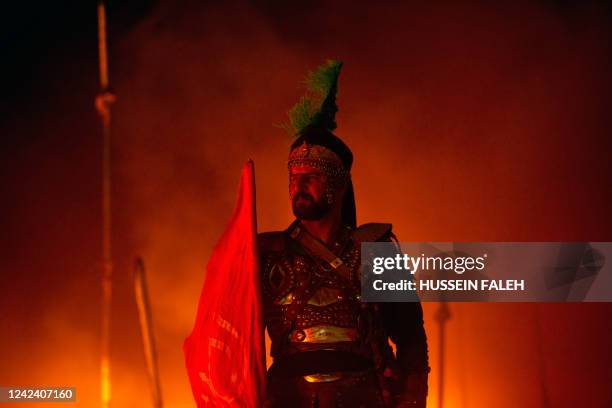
[292,191,330,220]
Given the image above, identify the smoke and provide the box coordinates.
[1,0,611,407]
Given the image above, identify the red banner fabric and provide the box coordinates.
[184,161,265,407]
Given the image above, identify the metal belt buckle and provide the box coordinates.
[303,372,344,383]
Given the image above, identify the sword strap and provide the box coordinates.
[288,223,352,281]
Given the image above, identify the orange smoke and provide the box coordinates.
[1,1,611,407]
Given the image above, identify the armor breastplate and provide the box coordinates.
[260,228,369,360]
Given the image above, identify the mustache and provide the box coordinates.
[293,192,314,202]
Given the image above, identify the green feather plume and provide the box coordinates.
[282,59,343,136]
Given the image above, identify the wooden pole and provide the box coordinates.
[96,2,115,407]
[134,258,164,408]
[435,302,451,408]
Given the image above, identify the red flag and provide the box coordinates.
[184,161,265,407]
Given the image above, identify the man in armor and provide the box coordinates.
[259,61,429,407]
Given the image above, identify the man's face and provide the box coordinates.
[289,164,330,220]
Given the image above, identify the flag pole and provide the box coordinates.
[96,1,116,407]
[134,258,164,408]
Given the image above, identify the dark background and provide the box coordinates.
[1,1,611,407]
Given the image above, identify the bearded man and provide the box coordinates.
[258,61,429,408]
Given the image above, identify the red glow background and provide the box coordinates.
[1,1,611,407]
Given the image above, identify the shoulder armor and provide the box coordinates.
[352,223,393,243]
[257,231,285,254]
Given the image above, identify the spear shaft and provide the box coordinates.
[134,258,164,408]
[435,302,451,408]
[96,2,115,407]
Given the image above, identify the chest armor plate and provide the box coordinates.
[261,239,362,349]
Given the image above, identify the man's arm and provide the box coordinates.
[380,232,430,408]
[380,300,429,407]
